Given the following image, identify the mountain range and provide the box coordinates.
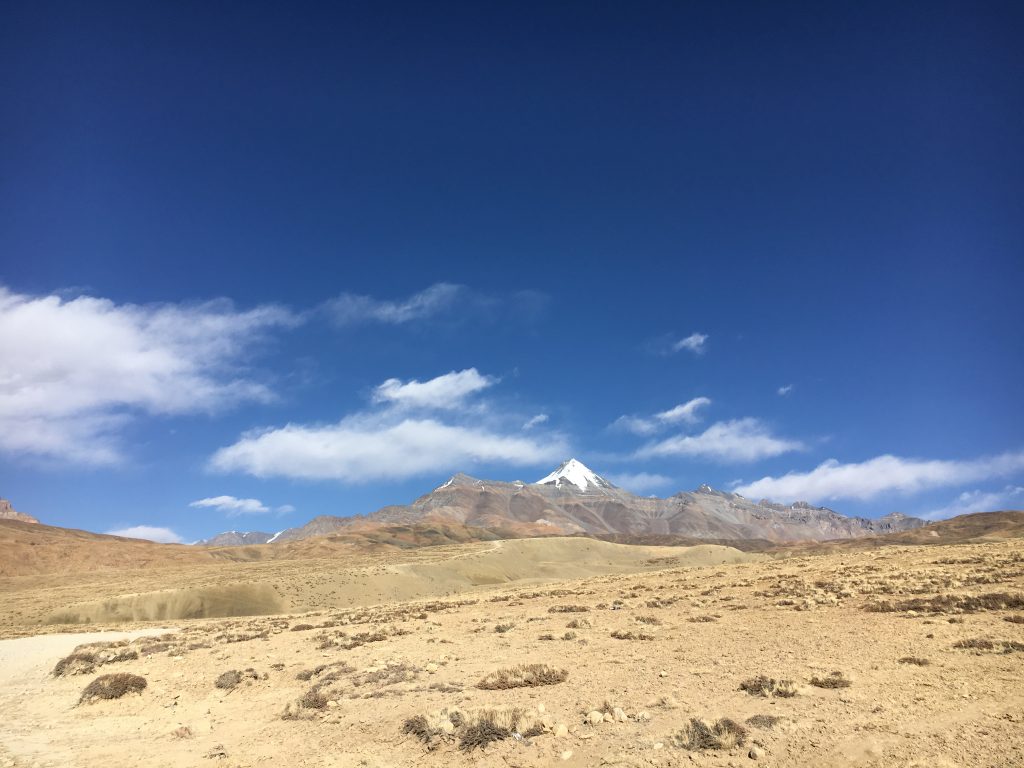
[197,459,926,546]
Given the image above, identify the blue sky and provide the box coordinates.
[1,2,1022,542]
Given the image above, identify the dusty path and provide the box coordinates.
[0,628,174,768]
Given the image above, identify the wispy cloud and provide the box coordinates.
[373,368,495,410]
[612,397,711,435]
[673,332,708,355]
[734,450,1024,503]
[924,485,1024,521]
[106,525,184,544]
[636,418,803,463]
[0,285,298,465]
[189,495,292,517]
[322,283,463,326]
[210,369,566,482]
[606,471,675,494]
[777,384,793,396]
[523,413,549,430]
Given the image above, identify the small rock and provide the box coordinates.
[326,700,338,709]
[587,710,604,726]
[439,720,455,735]
[561,750,573,761]
[653,742,664,750]
[538,703,546,714]
[541,714,555,729]
[425,663,439,673]
[749,746,764,760]
[658,670,668,678]
[603,712,614,723]
[554,723,569,738]
[613,707,628,723]
[636,710,651,722]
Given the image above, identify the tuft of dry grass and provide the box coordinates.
[866,592,1024,614]
[739,675,797,698]
[215,670,242,689]
[476,663,568,690]
[494,622,515,633]
[610,630,654,641]
[548,605,589,613]
[402,708,542,752]
[670,718,747,751]
[746,714,781,730]
[810,671,852,689]
[898,657,930,666]
[78,673,147,704]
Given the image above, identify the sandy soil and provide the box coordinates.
[0,538,1022,767]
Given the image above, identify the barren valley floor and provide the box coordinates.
[1,538,1022,767]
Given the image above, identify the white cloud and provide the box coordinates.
[106,525,184,544]
[523,413,549,430]
[323,283,463,326]
[373,368,495,410]
[0,285,298,465]
[734,450,1024,504]
[276,504,296,514]
[673,332,708,355]
[211,368,564,482]
[924,486,1024,521]
[777,384,793,396]
[189,496,272,516]
[656,397,712,425]
[612,397,711,435]
[607,472,675,494]
[636,418,803,463]
[210,414,567,482]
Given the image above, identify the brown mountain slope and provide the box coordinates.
[271,462,925,544]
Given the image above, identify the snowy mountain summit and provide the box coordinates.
[534,459,615,492]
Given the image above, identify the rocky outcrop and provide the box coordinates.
[0,498,38,524]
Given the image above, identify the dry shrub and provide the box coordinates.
[290,624,315,632]
[670,718,747,750]
[687,615,718,623]
[216,670,242,689]
[494,623,515,633]
[79,673,147,704]
[635,615,662,625]
[1004,615,1024,624]
[566,618,591,629]
[538,633,555,641]
[403,707,542,752]
[953,637,1024,653]
[866,592,1024,614]
[299,688,329,709]
[898,657,930,666]
[810,671,851,689]
[746,714,781,730]
[610,630,654,641]
[54,647,139,677]
[548,605,589,613]
[477,663,568,690]
[739,675,796,698]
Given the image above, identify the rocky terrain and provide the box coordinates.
[0,527,1021,768]
[0,498,37,524]
[196,531,275,547]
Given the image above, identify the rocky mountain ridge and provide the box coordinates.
[204,459,927,546]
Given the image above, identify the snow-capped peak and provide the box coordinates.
[534,459,613,492]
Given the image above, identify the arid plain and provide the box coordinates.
[1,520,1023,768]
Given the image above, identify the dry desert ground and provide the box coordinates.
[1,536,1023,768]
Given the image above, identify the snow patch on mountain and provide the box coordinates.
[535,459,613,491]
